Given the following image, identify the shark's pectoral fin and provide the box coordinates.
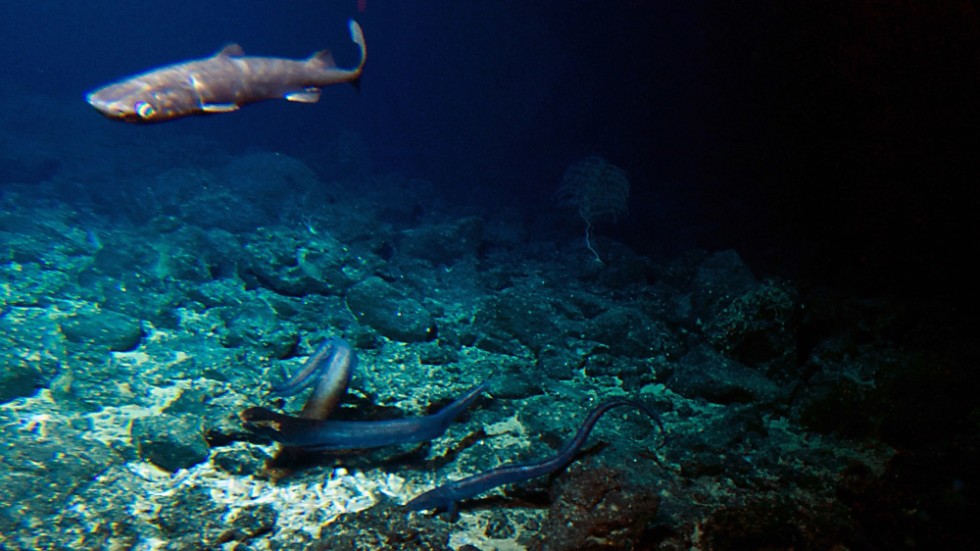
[285,88,322,103]
[201,103,240,113]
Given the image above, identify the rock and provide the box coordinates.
[153,485,240,548]
[221,300,299,359]
[131,414,210,472]
[698,498,850,550]
[668,345,782,404]
[702,279,799,381]
[584,306,675,358]
[60,307,143,352]
[0,418,118,539]
[244,229,372,297]
[398,216,484,265]
[313,498,450,550]
[0,357,41,404]
[534,467,660,551]
[0,306,64,402]
[212,447,272,476]
[346,277,436,342]
[472,289,567,353]
[690,249,758,321]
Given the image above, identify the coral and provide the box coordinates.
[556,155,630,263]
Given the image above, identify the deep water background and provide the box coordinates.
[2,0,973,297]
[2,1,978,549]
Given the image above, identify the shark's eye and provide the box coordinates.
[135,101,155,119]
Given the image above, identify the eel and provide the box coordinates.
[270,337,356,420]
[241,382,489,451]
[405,399,665,514]
[241,336,487,452]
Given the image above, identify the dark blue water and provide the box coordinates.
[0,1,976,549]
[4,1,973,293]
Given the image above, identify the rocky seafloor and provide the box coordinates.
[1,120,975,549]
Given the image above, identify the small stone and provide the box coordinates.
[131,414,210,472]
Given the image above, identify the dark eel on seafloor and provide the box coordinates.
[239,337,488,452]
[405,399,666,514]
[241,383,489,451]
[269,337,356,420]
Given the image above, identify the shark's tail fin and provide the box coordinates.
[347,19,367,90]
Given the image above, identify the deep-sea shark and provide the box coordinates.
[86,19,366,123]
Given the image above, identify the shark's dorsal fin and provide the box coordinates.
[307,49,336,69]
[215,44,245,57]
